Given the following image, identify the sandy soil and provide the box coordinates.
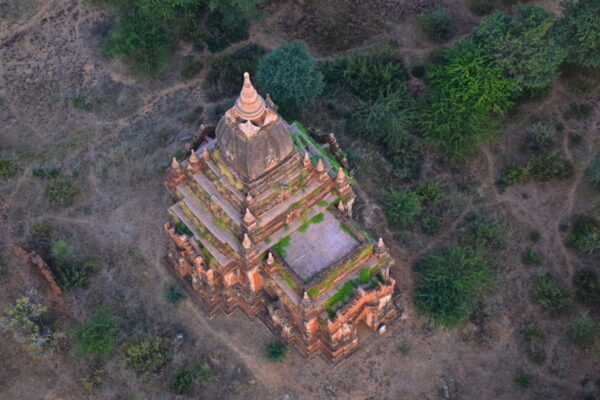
[1,0,599,399]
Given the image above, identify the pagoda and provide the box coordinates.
[164,73,398,363]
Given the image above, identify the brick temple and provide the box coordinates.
[164,73,398,363]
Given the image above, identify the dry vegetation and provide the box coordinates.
[1,0,599,399]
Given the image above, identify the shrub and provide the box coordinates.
[164,284,187,306]
[1,294,63,357]
[563,102,593,120]
[566,214,600,254]
[385,189,422,225]
[414,246,491,327]
[586,155,600,189]
[521,248,541,265]
[529,231,541,242]
[500,164,528,186]
[122,336,170,374]
[265,340,288,362]
[418,41,520,159]
[72,97,92,112]
[29,222,54,254]
[75,309,118,359]
[525,121,556,153]
[415,181,443,205]
[523,322,546,363]
[46,176,79,206]
[531,274,572,315]
[256,41,324,113]
[463,217,503,249]
[473,5,565,92]
[204,8,249,52]
[573,269,600,305]
[0,156,16,178]
[554,0,600,68]
[568,314,599,348]
[514,372,532,388]
[468,0,498,15]
[180,56,203,80]
[418,7,454,42]
[49,240,96,290]
[170,361,212,393]
[420,215,442,235]
[411,65,426,79]
[204,44,267,98]
[528,153,574,181]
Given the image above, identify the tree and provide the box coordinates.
[554,0,600,68]
[418,7,454,42]
[414,246,491,327]
[255,41,324,113]
[384,189,422,225]
[418,41,520,158]
[473,5,566,92]
[75,309,118,359]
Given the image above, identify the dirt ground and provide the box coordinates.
[1,0,599,399]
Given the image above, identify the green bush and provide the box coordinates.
[418,41,520,159]
[568,313,599,348]
[72,97,92,112]
[521,248,541,265]
[566,214,600,254]
[75,309,118,359]
[523,322,546,363]
[122,336,170,374]
[473,5,565,92]
[529,231,541,242]
[500,164,528,186]
[46,176,79,206]
[204,8,249,52]
[204,44,267,99]
[528,153,574,181]
[49,240,96,290]
[385,189,422,225]
[0,157,16,178]
[573,268,600,305]
[586,155,600,189]
[554,0,600,68]
[525,121,556,153]
[531,274,572,315]
[256,40,324,114]
[169,368,194,394]
[418,7,454,42]
[414,246,491,327]
[514,372,532,388]
[164,284,187,306]
[420,215,442,235]
[562,102,593,120]
[415,181,443,205]
[264,340,288,362]
[467,0,498,15]
[463,217,503,249]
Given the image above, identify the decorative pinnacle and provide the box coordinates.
[337,201,346,212]
[242,233,252,249]
[171,157,182,171]
[243,208,255,224]
[303,152,311,167]
[245,193,254,204]
[235,72,266,122]
[316,158,325,172]
[189,148,199,164]
[377,237,386,252]
[202,148,210,160]
[266,252,274,266]
[336,167,346,183]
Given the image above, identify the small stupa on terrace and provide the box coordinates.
[164,73,398,363]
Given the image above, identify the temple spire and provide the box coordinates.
[242,233,252,249]
[171,158,182,171]
[243,208,255,224]
[189,149,199,164]
[316,158,325,172]
[235,72,266,122]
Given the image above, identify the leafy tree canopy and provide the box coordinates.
[554,0,600,68]
[474,5,566,91]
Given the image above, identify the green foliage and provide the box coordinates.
[563,102,593,120]
[529,231,541,242]
[531,274,572,315]
[528,153,574,181]
[28,222,54,254]
[256,40,324,113]
[586,155,600,189]
[0,156,16,178]
[49,240,96,290]
[473,5,565,92]
[418,41,520,159]
[204,8,249,52]
[272,235,291,258]
[122,336,170,374]
[568,313,600,348]
[46,176,79,206]
[500,164,528,186]
[164,284,187,306]
[385,189,422,225]
[573,268,600,305]
[567,214,600,254]
[420,215,442,235]
[1,294,63,357]
[75,309,118,359]
[418,7,454,42]
[51,240,72,265]
[205,46,267,98]
[72,97,92,112]
[169,363,211,394]
[523,322,546,363]
[514,372,532,388]
[414,246,491,327]
[554,0,600,68]
[521,248,541,265]
[264,340,288,362]
[463,216,503,249]
[174,220,193,236]
[180,55,203,80]
[525,121,556,153]
[411,65,426,79]
[399,344,411,355]
[415,181,443,205]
